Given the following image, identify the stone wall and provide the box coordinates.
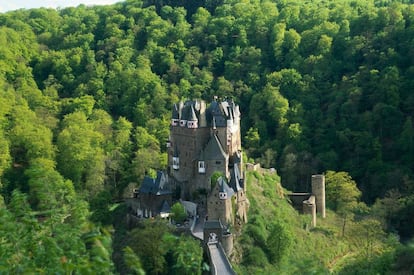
[303,195,317,227]
[207,182,233,226]
[221,232,234,256]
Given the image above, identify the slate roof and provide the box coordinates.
[175,100,200,121]
[229,163,243,192]
[172,98,239,128]
[189,105,198,121]
[160,200,171,214]
[139,171,172,195]
[205,98,238,127]
[203,134,226,160]
[218,177,235,198]
[172,104,179,119]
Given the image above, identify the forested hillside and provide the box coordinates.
[1,0,414,273]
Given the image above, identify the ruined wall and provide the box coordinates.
[303,195,317,227]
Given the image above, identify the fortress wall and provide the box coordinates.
[303,195,317,227]
[221,232,234,256]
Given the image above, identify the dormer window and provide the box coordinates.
[198,161,205,174]
[171,119,179,126]
[187,121,198,128]
[180,120,187,127]
[219,192,227,200]
[173,157,179,170]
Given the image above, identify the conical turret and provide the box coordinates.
[187,105,198,128]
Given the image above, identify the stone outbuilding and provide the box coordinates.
[135,171,172,218]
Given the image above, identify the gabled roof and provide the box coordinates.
[206,100,226,127]
[139,171,172,195]
[155,171,170,195]
[203,134,227,160]
[140,176,156,194]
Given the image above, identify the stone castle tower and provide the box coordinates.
[167,98,248,228]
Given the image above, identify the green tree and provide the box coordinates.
[57,111,105,196]
[171,202,186,223]
[128,220,171,274]
[244,127,260,158]
[325,170,362,236]
[123,246,145,275]
[266,221,293,267]
[172,236,203,275]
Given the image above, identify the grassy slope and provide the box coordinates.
[232,169,395,274]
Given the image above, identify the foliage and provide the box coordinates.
[123,246,145,275]
[127,219,203,274]
[266,221,293,266]
[166,234,204,275]
[325,170,363,236]
[325,171,362,213]
[1,0,414,272]
[0,191,114,273]
[235,170,396,274]
[171,202,186,223]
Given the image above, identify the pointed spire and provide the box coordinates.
[171,104,180,126]
[187,104,198,128]
[189,105,198,121]
[172,104,179,119]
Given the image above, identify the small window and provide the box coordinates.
[173,157,179,170]
[198,161,206,173]
[216,161,221,165]
[219,192,227,199]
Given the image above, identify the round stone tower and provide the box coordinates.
[311,175,326,218]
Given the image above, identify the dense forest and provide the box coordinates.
[1,0,414,273]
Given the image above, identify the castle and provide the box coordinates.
[287,174,326,227]
[135,98,248,253]
[168,98,248,224]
